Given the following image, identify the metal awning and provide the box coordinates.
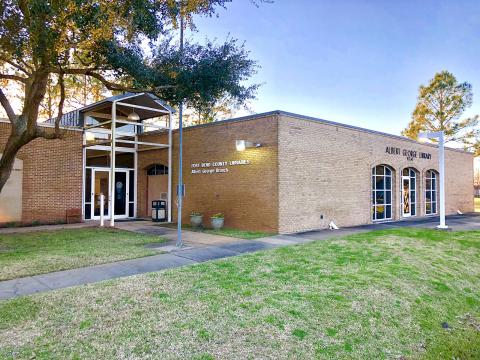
[82,92,173,227]
[80,92,174,121]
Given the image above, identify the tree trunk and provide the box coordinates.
[0,117,35,192]
[0,70,49,193]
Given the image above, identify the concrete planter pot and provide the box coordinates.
[211,217,224,230]
[190,215,203,228]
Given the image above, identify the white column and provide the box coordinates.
[438,132,447,229]
[167,112,173,223]
[134,131,138,219]
[100,193,105,227]
[109,102,116,227]
[81,131,86,221]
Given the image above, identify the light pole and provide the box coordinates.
[418,131,448,229]
[176,4,185,247]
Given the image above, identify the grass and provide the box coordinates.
[475,197,480,212]
[158,222,275,240]
[0,228,479,359]
[0,228,166,281]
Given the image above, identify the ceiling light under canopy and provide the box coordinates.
[128,110,140,121]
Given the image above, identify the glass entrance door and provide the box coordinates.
[114,170,128,218]
[93,170,109,218]
[402,176,411,217]
[90,169,130,220]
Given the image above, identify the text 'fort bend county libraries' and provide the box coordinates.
[191,159,251,174]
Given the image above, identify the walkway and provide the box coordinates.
[0,221,97,234]
[1,213,479,300]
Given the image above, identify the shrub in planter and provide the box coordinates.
[190,212,203,227]
[211,213,225,230]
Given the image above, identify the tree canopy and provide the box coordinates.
[0,0,260,192]
[402,71,479,144]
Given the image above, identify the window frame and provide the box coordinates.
[146,164,169,175]
[401,168,417,217]
[425,170,438,215]
[372,165,393,221]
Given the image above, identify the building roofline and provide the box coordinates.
[178,110,472,154]
[0,118,83,132]
[78,92,175,114]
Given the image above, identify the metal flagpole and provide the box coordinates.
[176,6,184,247]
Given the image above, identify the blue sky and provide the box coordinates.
[192,0,480,136]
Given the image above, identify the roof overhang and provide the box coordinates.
[80,92,174,121]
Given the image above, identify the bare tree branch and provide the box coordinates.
[59,68,173,92]
[0,73,27,83]
[0,88,16,122]
[37,72,65,140]
[0,56,30,75]
[55,72,65,135]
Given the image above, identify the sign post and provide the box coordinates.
[418,131,448,229]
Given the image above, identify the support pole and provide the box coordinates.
[100,193,105,227]
[134,128,138,219]
[176,9,184,247]
[177,102,183,247]
[168,112,173,223]
[419,131,448,229]
[109,101,116,227]
[81,131,86,221]
[438,132,447,229]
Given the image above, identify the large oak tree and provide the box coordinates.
[0,0,259,192]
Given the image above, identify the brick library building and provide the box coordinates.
[0,93,474,233]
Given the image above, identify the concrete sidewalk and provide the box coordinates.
[0,221,98,234]
[1,213,478,300]
[0,237,277,300]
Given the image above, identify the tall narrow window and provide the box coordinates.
[372,165,393,221]
[425,170,438,215]
[402,168,417,217]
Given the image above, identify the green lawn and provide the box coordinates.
[0,228,166,281]
[475,197,480,212]
[1,228,479,359]
[158,222,275,239]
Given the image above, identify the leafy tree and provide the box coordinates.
[183,95,251,125]
[64,75,106,109]
[37,74,107,120]
[402,71,479,143]
[0,0,260,192]
[463,137,480,156]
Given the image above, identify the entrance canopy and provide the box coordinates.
[82,92,173,226]
[80,93,173,125]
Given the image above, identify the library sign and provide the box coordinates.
[191,159,251,175]
[385,146,432,161]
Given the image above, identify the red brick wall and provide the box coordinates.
[0,122,83,224]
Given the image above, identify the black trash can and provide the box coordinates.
[151,200,167,222]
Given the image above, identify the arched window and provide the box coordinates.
[425,170,438,215]
[401,168,417,217]
[146,164,169,175]
[372,165,393,221]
